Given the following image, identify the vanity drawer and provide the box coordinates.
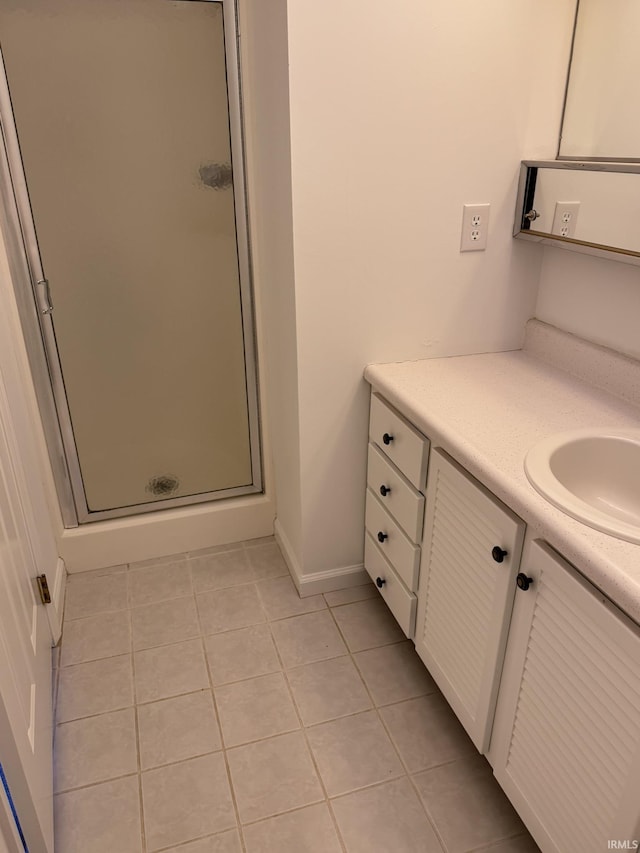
[365,488,420,591]
[364,533,417,639]
[367,443,425,543]
[369,393,429,491]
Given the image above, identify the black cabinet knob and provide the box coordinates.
[379,485,391,497]
[377,531,388,543]
[516,573,533,591]
[382,433,394,446]
[492,546,508,563]
[376,577,386,588]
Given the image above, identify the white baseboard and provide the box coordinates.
[295,563,369,598]
[46,557,66,645]
[272,519,301,583]
[274,519,369,598]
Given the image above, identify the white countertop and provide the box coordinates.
[364,345,640,624]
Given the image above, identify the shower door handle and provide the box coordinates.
[36,278,53,314]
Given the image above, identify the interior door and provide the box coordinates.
[0,352,53,852]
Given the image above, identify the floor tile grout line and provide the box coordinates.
[63,566,130,620]
[128,562,195,610]
[127,553,192,572]
[53,688,462,786]
[367,669,456,853]
[66,566,128,583]
[58,649,132,670]
[134,743,224,776]
[128,601,150,853]
[468,832,535,852]
[196,605,248,853]
[128,556,190,575]
[52,765,454,822]
[56,581,145,850]
[192,566,291,596]
[325,598,413,654]
[63,605,130,623]
[375,698,449,852]
[322,582,377,607]
[65,581,361,645]
[267,615,349,853]
[374,695,437,777]
[325,772,425,803]
[404,769,450,853]
[325,602,447,851]
[252,574,328,623]
[188,545,244,561]
[331,606,496,851]
[235,797,341,830]
[57,624,410,671]
[151,827,243,853]
[133,690,472,771]
[328,607,408,760]
[53,768,139,798]
[130,591,197,613]
[203,626,283,690]
[54,705,136,733]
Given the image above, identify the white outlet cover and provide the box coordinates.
[551,201,580,238]
[461,203,490,252]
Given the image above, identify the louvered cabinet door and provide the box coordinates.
[415,449,525,753]
[491,539,640,853]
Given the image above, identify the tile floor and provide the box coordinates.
[53,537,540,853]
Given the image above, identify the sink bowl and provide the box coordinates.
[525,428,640,544]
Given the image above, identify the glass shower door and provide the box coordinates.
[0,0,261,520]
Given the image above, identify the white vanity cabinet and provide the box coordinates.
[490,538,640,853]
[364,394,429,638]
[363,387,640,853]
[414,448,526,754]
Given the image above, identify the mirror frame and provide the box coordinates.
[513,159,640,266]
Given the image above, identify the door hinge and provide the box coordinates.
[36,574,52,605]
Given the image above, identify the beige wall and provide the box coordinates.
[276,0,576,582]
[536,249,640,360]
[240,0,302,561]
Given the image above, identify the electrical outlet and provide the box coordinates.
[461,204,490,252]
[551,201,580,238]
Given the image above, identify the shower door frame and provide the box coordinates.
[0,0,263,526]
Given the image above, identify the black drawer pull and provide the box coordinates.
[492,546,508,563]
[517,573,533,591]
[379,485,391,497]
[377,531,388,543]
[382,433,394,446]
[376,577,386,588]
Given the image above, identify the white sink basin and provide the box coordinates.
[525,428,640,544]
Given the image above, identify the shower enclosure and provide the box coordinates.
[0,0,261,524]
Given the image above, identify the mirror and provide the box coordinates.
[513,3,640,263]
[514,161,640,266]
[560,0,640,160]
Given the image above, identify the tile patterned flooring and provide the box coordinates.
[53,538,540,853]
